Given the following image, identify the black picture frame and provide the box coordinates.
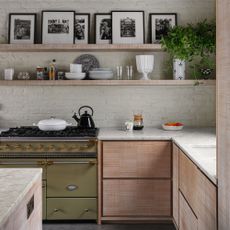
[75,13,90,44]
[41,10,75,44]
[8,13,37,44]
[111,11,145,44]
[150,13,177,44]
[94,13,112,44]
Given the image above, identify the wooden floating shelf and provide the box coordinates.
[0,44,162,52]
[0,80,216,86]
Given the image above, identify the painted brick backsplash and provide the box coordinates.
[0,0,216,128]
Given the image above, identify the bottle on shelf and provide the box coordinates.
[48,59,57,80]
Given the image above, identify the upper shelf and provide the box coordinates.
[0,44,163,52]
[0,80,216,86]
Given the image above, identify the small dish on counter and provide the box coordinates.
[65,72,86,80]
[162,122,184,131]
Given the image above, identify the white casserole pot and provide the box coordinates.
[33,117,72,131]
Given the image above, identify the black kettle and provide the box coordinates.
[72,106,95,129]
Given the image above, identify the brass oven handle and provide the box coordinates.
[0,162,37,165]
[50,160,97,165]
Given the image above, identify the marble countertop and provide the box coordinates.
[98,127,217,185]
[0,168,42,227]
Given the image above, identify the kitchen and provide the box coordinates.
[0,0,229,230]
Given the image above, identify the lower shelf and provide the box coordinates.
[0,80,216,86]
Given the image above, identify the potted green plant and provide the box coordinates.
[161,20,216,80]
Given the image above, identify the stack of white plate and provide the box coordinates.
[65,72,86,80]
[89,68,114,80]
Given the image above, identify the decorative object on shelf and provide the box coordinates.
[112,11,145,44]
[89,68,114,80]
[42,11,75,44]
[8,13,36,44]
[150,13,177,44]
[126,65,133,80]
[136,55,154,80]
[173,59,185,80]
[36,66,44,80]
[75,13,90,44]
[66,63,86,80]
[4,68,14,80]
[48,59,57,80]
[95,13,112,44]
[116,66,123,80]
[17,72,31,80]
[74,54,100,77]
[70,64,82,73]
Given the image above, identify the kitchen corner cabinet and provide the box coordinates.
[173,143,217,230]
[100,141,172,221]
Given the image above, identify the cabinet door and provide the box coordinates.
[179,192,198,230]
[103,141,171,178]
[47,158,97,197]
[173,144,179,227]
[103,179,171,217]
[179,152,199,214]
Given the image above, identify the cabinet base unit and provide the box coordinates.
[47,198,97,220]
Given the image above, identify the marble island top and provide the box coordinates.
[0,168,42,227]
[98,127,217,185]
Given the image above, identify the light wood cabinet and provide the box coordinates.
[173,144,179,227]
[101,141,172,221]
[103,179,171,217]
[103,141,171,178]
[178,149,217,230]
[179,192,198,230]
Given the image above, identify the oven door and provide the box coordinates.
[46,158,97,197]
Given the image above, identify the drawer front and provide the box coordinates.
[179,152,199,214]
[47,198,97,220]
[179,192,198,230]
[47,159,97,197]
[103,141,171,178]
[103,179,171,217]
[0,159,46,180]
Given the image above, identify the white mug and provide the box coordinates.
[125,121,134,131]
[4,68,14,80]
[70,64,82,73]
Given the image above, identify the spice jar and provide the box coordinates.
[133,113,144,130]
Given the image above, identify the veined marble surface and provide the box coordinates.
[0,168,42,227]
[98,127,217,185]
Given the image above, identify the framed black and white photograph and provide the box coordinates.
[95,13,112,44]
[150,13,177,44]
[8,13,36,44]
[42,11,75,44]
[112,11,145,44]
[75,13,90,44]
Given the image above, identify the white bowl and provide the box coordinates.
[65,72,86,80]
[162,124,184,131]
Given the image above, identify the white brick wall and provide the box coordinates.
[0,0,216,128]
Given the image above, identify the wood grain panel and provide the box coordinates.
[173,144,179,228]
[179,192,198,230]
[179,151,199,214]
[217,0,230,229]
[103,179,171,217]
[103,141,171,178]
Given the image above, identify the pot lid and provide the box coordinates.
[37,117,67,126]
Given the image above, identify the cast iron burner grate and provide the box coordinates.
[0,126,99,138]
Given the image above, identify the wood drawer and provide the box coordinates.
[103,179,171,217]
[179,192,198,230]
[179,151,199,214]
[47,198,97,220]
[103,141,171,178]
[47,158,97,197]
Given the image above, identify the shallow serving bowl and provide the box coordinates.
[89,71,114,80]
[162,124,184,131]
[65,72,86,80]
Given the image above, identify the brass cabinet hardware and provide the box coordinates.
[50,160,97,165]
[0,162,35,165]
[37,160,46,166]
[66,184,78,191]
[53,208,61,213]
[84,209,89,212]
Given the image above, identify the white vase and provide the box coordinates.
[136,55,154,80]
[173,59,185,80]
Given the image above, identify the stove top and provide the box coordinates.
[0,126,99,140]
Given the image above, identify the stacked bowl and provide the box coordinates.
[89,68,114,80]
[65,64,86,80]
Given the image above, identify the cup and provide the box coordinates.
[70,64,82,73]
[125,121,134,131]
[4,68,14,80]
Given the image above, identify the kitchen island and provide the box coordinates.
[0,168,42,230]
